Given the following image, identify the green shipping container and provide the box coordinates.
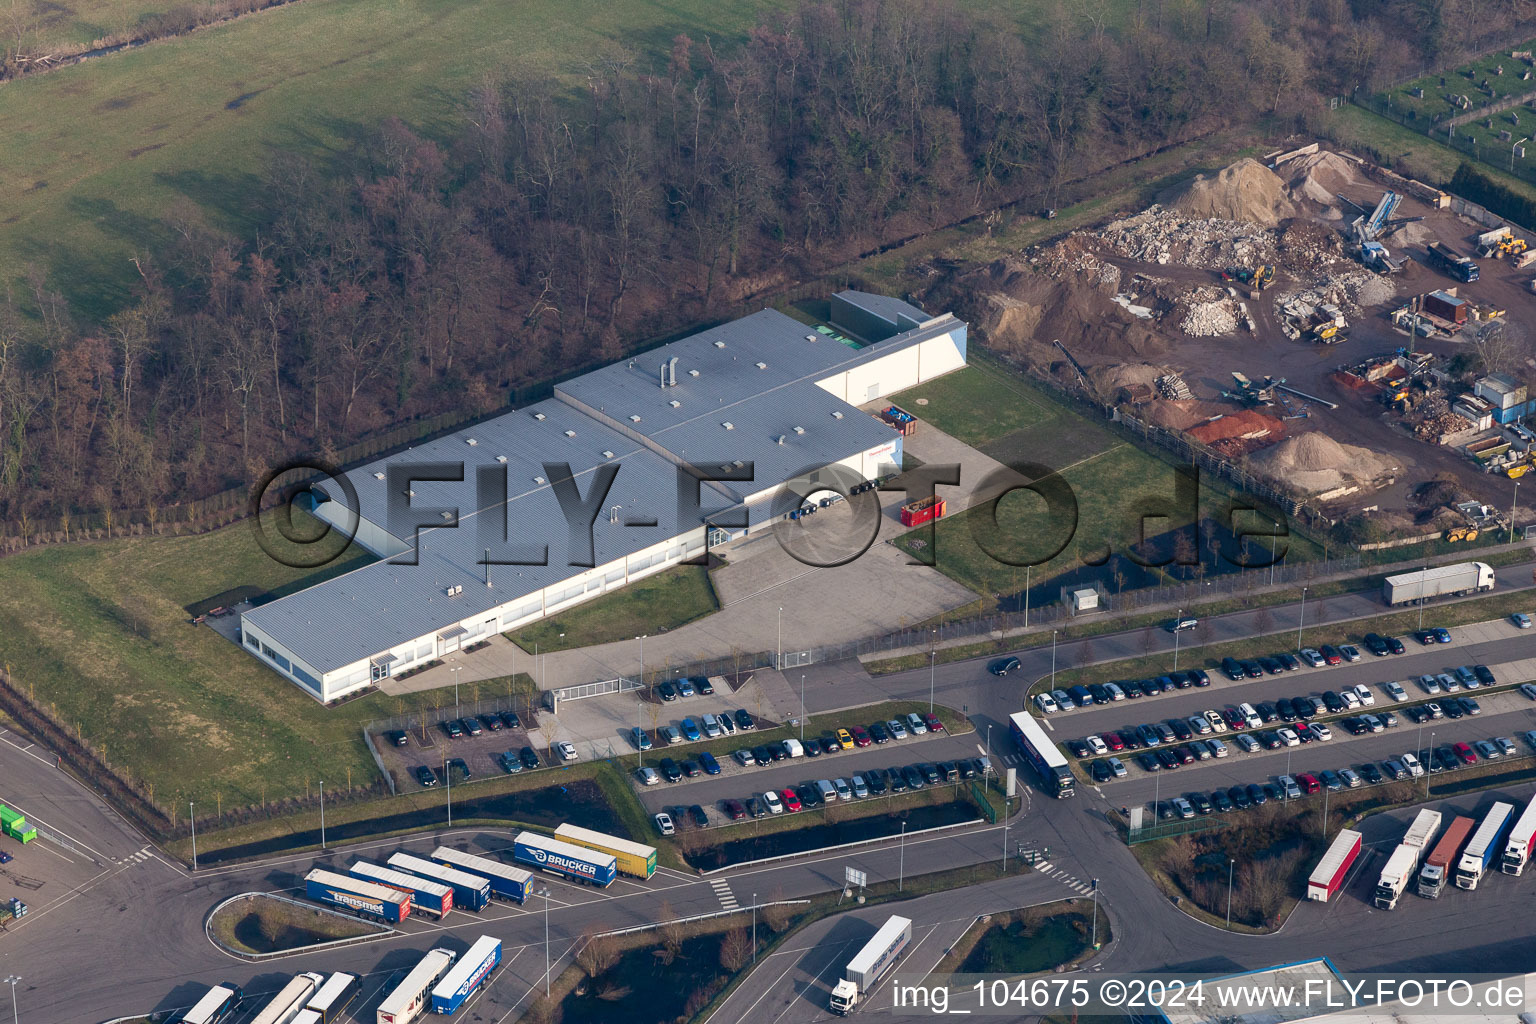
[0,804,22,828]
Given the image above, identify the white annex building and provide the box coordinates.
[240,291,968,702]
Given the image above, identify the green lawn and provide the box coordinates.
[507,563,721,655]
[1330,100,1536,203]
[886,363,1050,448]
[21,0,226,50]
[0,514,519,811]
[1372,41,1536,126]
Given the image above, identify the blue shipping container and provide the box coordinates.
[512,832,617,887]
[430,936,501,1014]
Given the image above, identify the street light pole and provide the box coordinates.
[800,674,806,742]
[635,635,647,766]
[451,665,462,715]
[1427,730,1435,796]
[541,888,552,996]
[1023,565,1030,629]
[1050,630,1058,688]
[3,975,19,1024]
[1510,480,1520,544]
[445,757,452,827]
[1089,879,1099,947]
[752,893,758,965]
[319,781,326,850]
[1173,608,1182,672]
[1419,567,1427,632]
[929,650,936,714]
[899,822,906,890]
[1296,587,1307,651]
[777,606,782,671]
[189,802,197,871]
[1226,859,1235,929]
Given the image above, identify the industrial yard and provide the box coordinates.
[922,143,1536,549]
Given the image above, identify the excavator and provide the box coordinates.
[1220,265,1275,291]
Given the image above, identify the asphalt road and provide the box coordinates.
[8,580,1536,1023]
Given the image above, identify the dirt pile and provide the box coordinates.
[1160,158,1296,228]
[1383,220,1433,247]
[1187,410,1285,444]
[1277,219,1347,273]
[1281,151,1366,205]
[1251,431,1399,496]
[925,257,1175,366]
[1090,363,1168,392]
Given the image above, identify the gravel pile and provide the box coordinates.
[1161,158,1297,227]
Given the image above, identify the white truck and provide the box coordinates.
[1382,562,1494,606]
[829,915,911,1015]
[1374,809,1441,909]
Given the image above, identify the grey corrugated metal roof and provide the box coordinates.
[833,289,930,329]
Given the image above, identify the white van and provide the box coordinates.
[815,779,838,803]
[1239,702,1262,729]
[782,738,804,758]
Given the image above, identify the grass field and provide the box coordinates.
[0,515,527,810]
[22,0,225,50]
[507,563,721,655]
[886,363,1051,449]
[1328,102,1536,205]
[1371,42,1536,126]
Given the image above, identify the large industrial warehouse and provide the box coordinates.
[240,291,968,702]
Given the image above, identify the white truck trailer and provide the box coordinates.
[1382,562,1493,605]
[829,915,911,1015]
[1374,809,1441,909]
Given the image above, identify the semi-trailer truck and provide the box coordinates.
[828,915,911,1015]
[386,851,491,911]
[1382,562,1494,605]
[553,823,658,879]
[1458,801,1515,889]
[376,948,456,1024]
[1419,815,1476,898]
[1426,242,1480,282]
[304,868,412,922]
[1374,809,1441,909]
[430,935,501,1015]
[430,846,533,903]
[1500,795,1536,875]
[511,831,618,887]
[176,984,244,1024]
[249,974,325,1024]
[351,861,454,918]
[1307,829,1362,902]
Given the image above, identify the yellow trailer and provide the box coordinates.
[553,823,657,879]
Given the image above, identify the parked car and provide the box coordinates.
[414,765,438,787]
[722,799,747,821]
[463,718,483,737]
[780,789,802,812]
[734,709,755,731]
[688,804,709,827]
[906,712,929,735]
[635,765,659,786]
[1300,648,1326,668]
[556,741,578,762]
[654,811,675,835]
[500,711,522,730]
[480,714,503,732]
[697,677,715,695]
[1319,769,1344,792]
[500,751,525,774]
[1513,613,1532,629]
[1383,681,1407,702]
[662,725,683,746]
[520,746,541,769]
[1319,644,1343,665]
[1229,785,1252,809]
[1453,742,1477,765]
[447,757,471,781]
[1210,789,1233,812]
[442,719,464,739]
[657,681,678,701]
[699,751,721,775]
[1363,632,1391,656]
[1035,692,1060,714]
[923,712,944,733]
[630,727,653,751]
[681,718,702,741]
[888,718,910,739]
[1433,627,1452,644]
[1474,665,1495,686]
[1341,643,1364,662]
[677,678,696,697]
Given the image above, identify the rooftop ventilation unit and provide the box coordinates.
[602,450,614,459]
[533,476,546,485]
[563,430,576,438]
[669,400,680,408]
[713,340,726,348]
[533,412,546,421]
[465,438,478,446]
[495,455,508,463]
[373,472,386,480]
[445,584,463,596]
[629,414,642,422]
[440,511,454,521]
[720,463,732,472]
[688,369,700,377]
[776,435,786,445]
[404,489,417,497]
[793,425,805,435]
[660,356,679,388]
[805,334,818,341]
[755,361,767,369]
[832,411,844,419]
[733,460,744,467]
[722,421,734,430]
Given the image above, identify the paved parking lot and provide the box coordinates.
[634,728,991,824]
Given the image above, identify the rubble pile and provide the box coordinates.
[1274,265,1393,321]
[1414,410,1465,441]
[1281,151,1366,205]
[1277,219,1347,273]
[1181,300,1239,336]
[1090,207,1280,268]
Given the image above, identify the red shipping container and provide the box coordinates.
[1307,829,1362,902]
